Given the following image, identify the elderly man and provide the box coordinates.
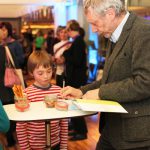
[61,0,150,149]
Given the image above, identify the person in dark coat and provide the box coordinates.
[0,23,22,149]
[46,29,60,55]
[63,20,88,141]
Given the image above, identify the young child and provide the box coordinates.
[16,50,68,150]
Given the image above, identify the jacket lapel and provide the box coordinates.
[102,12,137,84]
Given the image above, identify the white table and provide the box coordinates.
[4,101,97,150]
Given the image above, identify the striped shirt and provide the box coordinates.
[16,84,68,150]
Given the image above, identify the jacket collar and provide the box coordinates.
[102,12,137,83]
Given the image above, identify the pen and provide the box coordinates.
[63,79,65,88]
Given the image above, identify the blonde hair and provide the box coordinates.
[83,0,126,16]
[56,26,66,36]
[27,50,53,74]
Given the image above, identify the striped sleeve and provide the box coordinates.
[16,122,31,150]
[59,119,68,150]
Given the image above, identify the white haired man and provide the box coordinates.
[61,0,150,149]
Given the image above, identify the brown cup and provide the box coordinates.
[44,94,57,108]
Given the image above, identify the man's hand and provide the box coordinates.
[82,89,100,100]
[61,86,83,99]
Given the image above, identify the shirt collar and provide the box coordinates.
[33,84,51,90]
[110,11,130,43]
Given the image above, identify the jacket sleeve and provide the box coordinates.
[80,80,102,95]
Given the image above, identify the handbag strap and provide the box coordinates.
[5,46,25,89]
[5,46,16,68]
[5,50,11,65]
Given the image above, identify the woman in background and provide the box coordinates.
[63,20,88,141]
[53,26,71,87]
[1,22,25,69]
[0,23,21,150]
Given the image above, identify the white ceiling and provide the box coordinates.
[0,0,72,18]
[0,0,150,18]
[0,5,44,18]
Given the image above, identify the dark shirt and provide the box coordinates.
[63,35,87,88]
[7,40,25,68]
[0,45,15,105]
[46,37,60,55]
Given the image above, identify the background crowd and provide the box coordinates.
[0,20,90,150]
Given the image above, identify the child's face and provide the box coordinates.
[32,65,53,87]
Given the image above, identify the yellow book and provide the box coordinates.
[72,99,128,113]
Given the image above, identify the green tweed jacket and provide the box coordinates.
[81,12,150,149]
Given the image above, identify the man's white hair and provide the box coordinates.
[83,0,126,16]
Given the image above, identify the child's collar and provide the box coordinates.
[33,84,51,90]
